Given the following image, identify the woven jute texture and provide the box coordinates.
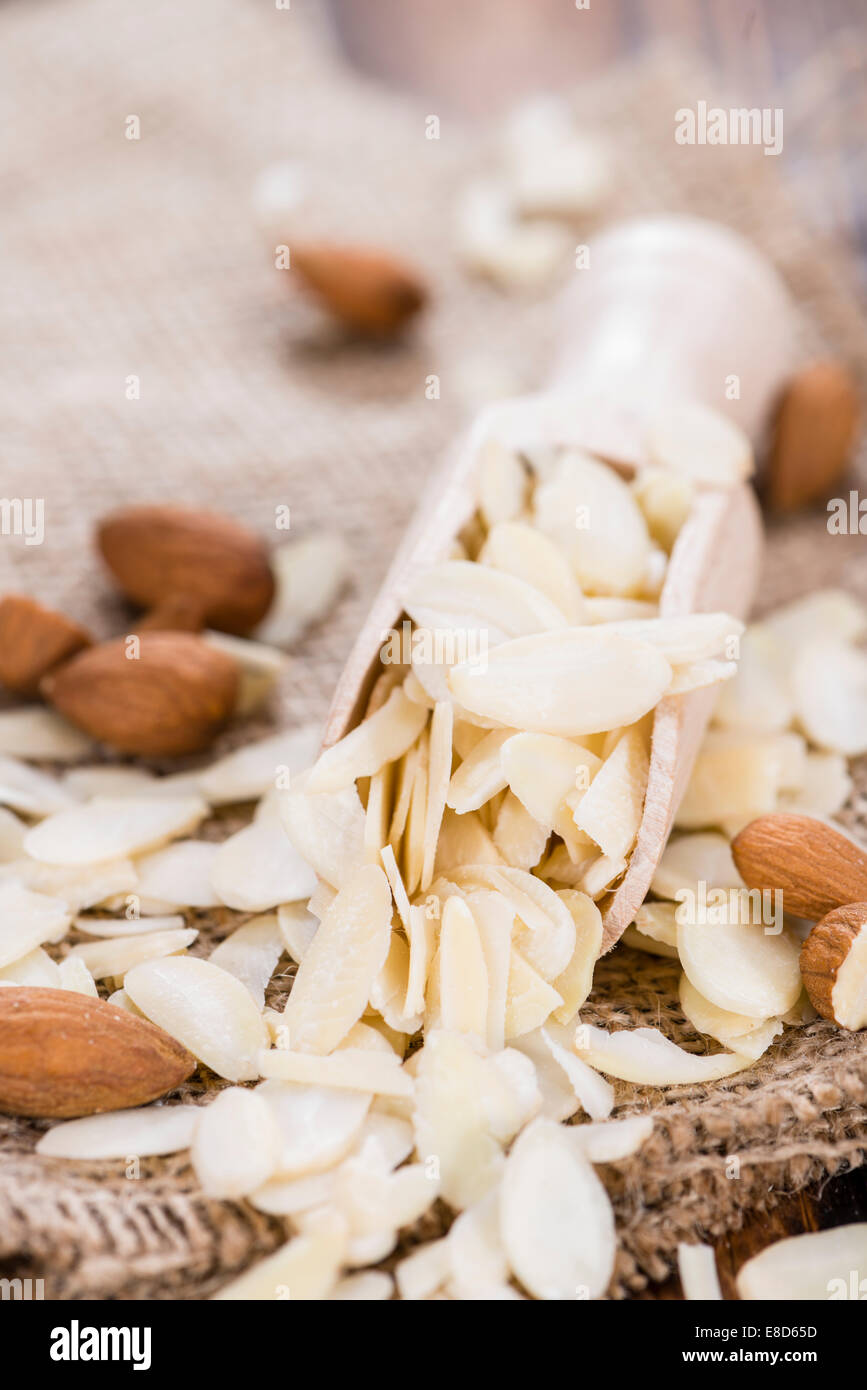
[1,0,865,1299]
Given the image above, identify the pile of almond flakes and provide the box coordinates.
[4,401,867,1300]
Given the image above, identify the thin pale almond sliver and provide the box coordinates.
[454,864,575,981]
[279,774,366,891]
[197,724,320,806]
[277,901,319,963]
[412,1030,504,1209]
[402,559,569,645]
[24,795,208,867]
[209,914,285,1010]
[450,629,671,737]
[446,728,512,815]
[379,844,411,929]
[256,1077,370,1177]
[0,708,93,761]
[191,1086,282,1199]
[37,1104,199,1159]
[405,903,436,1018]
[364,762,394,863]
[259,1046,412,1098]
[598,612,743,664]
[369,933,421,1035]
[466,889,514,1052]
[307,688,428,794]
[533,450,651,598]
[479,520,585,623]
[402,727,429,896]
[135,840,221,909]
[422,702,454,891]
[57,956,98,996]
[571,725,649,861]
[574,1022,751,1085]
[0,946,61,987]
[434,809,503,877]
[539,1023,615,1120]
[504,949,563,1039]
[68,926,196,980]
[0,755,77,818]
[567,1114,654,1163]
[667,658,737,694]
[439,896,489,1038]
[476,436,528,529]
[551,889,602,1023]
[500,731,601,834]
[388,740,420,849]
[492,791,549,871]
[0,881,70,968]
[212,1219,346,1301]
[281,863,392,1055]
[212,795,318,912]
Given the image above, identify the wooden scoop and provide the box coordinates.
[323,216,796,952]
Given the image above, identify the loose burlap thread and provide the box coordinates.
[1,0,865,1298]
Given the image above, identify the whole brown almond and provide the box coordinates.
[767,361,859,511]
[0,986,196,1118]
[138,595,207,633]
[42,632,239,757]
[799,903,867,1029]
[97,505,274,635]
[0,594,91,697]
[291,242,427,337]
[732,813,867,921]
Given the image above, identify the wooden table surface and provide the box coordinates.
[327,0,867,1297]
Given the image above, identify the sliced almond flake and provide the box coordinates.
[344,1228,398,1269]
[509,1027,580,1121]
[434,808,503,877]
[647,402,753,486]
[724,1017,783,1061]
[402,728,429,896]
[583,597,659,623]
[12,859,138,916]
[551,890,602,1023]
[0,707,93,761]
[501,732,601,837]
[125,955,269,1082]
[422,946,442,1033]
[439,896,489,1039]
[492,792,549,871]
[422,702,453,892]
[257,1077,370,1178]
[452,721,489,762]
[504,949,563,1039]
[212,794,318,912]
[677,918,802,1020]
[0,806,26,863]
[57,955,98,995]
[74,913,185,937]
[135,840,221,909]
[360,1015,408,1058]
[792,637,867,757]
[598,613,744,665]
[255,530,350,649]
[479,521,585,622]
[534,450,651,597]
[335,1158,439,1237]
[402,669,434,708]
[209,914,285,1010]
[248,1169,338,1217]
[675,731,789,831]
[198,724,320,806]
[539,1023,615,1119]
[306,880,336,920]
[412,1030,504,1209]
[281,863,392,1055]
[357,1110,415,1170]
[212,1219,346,1301]
[0,881,70,967]
[405,903,436,1018]
[365,662,410,718]
[0,755,78,817]
[568,1114,654,1163]
[202,630,285,714]
[259,1046,412,1098]
[535,842,597,888]
[574,1022,751,1084]
[364,762,394,863]
[403,559,569,646]
[668,659,737,694]
[307,688,429,795]
[765,587,867,654]
[453,864,576,981]
[340,1020,396,1054]
[500,1117,616,1300]
[652,831,744,900]
[378,844,410,930]
[65,928,189,989]
[37,1103,198,1159]
[621,924,679,958]
[678,1243,723,1301]
[369,932,422,1035]
[394,1237,452,1301]
[679,971,769,1046]
[451,628,671,737]
[712,624,791,733]
[736,1222,867,1301]
[62,766,157,800]
[447,1190,510,1300]
[630,901,679,947]
[0,946,61,987]
[476,437,528,529]
[191,1086,282,1198]
[24,795,207,867]
[106,987,142,1014]
[330,1271,394,1301]
[280,773,366,891]
[387,740,420,849]
[481,1048,542,1142]
[446,727,512,815]
[632,466,693,550]
[779,751,852,818]
[467,890,514,1051]
[572,725,649,861]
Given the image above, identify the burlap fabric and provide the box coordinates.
[1,0,865,1299]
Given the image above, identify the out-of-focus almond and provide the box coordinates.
[138,595,207,632]
[42,633,239,756]
[291,243,427,337]
[0,595,91,697]
[766,361,859,511]
[97,504,274,634]
[732,813,867,921]
[0,986,196,1118]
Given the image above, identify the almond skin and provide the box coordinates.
[97,505,275,635]
[766,361,859,511]
[732,813,867,921]
[800,903,867,1029]
[291,243,427,337]
[42,632,239,757]
[138,595,207,633]
[0,595,91,697]
[0,986,196,1118]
